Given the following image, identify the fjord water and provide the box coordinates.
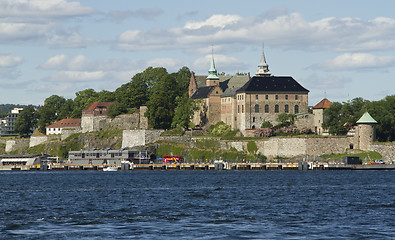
[1,171,394,239]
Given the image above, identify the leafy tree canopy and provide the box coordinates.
[15,107,37,137]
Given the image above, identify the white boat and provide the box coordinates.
[102,166,118,171]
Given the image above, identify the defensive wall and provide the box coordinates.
[370,143,395,162]
[219,137,352,160]
[122,129,164,148]
[29,135,60,148]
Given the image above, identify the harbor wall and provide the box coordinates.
[370,144,395,163]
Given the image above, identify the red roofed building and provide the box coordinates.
[46,118,81,135]
[82,102,114,116]
[312,98,332,135]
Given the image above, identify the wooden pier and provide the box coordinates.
[1,162,395,171]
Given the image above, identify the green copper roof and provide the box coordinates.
[207,54,219,80]
[356,112,377,124]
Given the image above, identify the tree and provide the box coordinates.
[37,95,70,133]
[145,73,178,129]
[15,107,37,137]
[323,96,394,141]
[107,102,128,118]
[71,89,99,118]
[114,77,148,108]
[171,93,198,129]
[276,113,295,127]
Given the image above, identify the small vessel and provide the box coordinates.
[102,166,118,171]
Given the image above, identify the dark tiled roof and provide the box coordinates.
[237,76,309,93]
[313,98,331,109]
[191,86,215,99]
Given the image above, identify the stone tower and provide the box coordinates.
[355,112,377,151]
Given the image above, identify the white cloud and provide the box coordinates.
[0,0,96,22]
[0,22,51,42]
[40,54,139,71]
[321,53,395,70]
[106,8,163,23]
[146,58,183,71]
[184,14,242,29]
[116,12,395,54]
[0,54,23,67]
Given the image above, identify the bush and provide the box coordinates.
[161,127,185,136]
[207,121,231,136]
[261,121,273,128]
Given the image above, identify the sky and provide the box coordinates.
[0,0,394,106]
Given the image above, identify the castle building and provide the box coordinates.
[312,98,332,135]
[189,49,310,134]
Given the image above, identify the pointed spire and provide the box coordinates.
[256,43,271,77]
[207,48,219,80]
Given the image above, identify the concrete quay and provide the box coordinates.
[1,163,395,171]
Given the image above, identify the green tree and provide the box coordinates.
[37,95,70,133]
[146,73,177,129]
[107,102,128,118]
[171,93,198,129]
[114,77,148,108]
[15,107,37,137]
[276,113,295,127]
[71,89,99,118]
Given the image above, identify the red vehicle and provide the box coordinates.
[162,155,184,164]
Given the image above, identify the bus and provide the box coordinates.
[162,155,184,164]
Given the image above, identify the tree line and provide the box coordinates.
[15,66,197,137]
[322,95,395,142]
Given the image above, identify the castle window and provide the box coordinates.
[265,104,269,113]
[285,95,288,100]
[256,94,258,100]
[265,94,268,100]
[255,104,259,113]
[242,105,244,113]
[238,105,240,113]
[295,105,299,114]
[253,117,255,122]
[275,105,279,113]
[285,105,289,113]
[295,95,298,100]
[275,95,278,100]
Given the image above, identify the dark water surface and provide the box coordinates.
[1,171,394,239]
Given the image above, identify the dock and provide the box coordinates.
[1,162,394,171]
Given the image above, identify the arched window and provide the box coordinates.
[285,105,289,113]
[255,104,259,113]
[265,104,269,113]
[294,105,299,114]
[275,105,279,113]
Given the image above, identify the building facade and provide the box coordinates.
[190,50,310,133]
[46,118,81,135]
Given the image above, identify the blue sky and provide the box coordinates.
[0,0,394,106]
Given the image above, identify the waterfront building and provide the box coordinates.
[68,148,152,165]
[0,153,49,166]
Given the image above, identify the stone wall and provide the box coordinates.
[122,129,164,148]
[29,135,60,147]
[218,136,352,160]
[109,114,140,130]
[61,128,82,140]
[370,144,395,163]
[5,139,29,153]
